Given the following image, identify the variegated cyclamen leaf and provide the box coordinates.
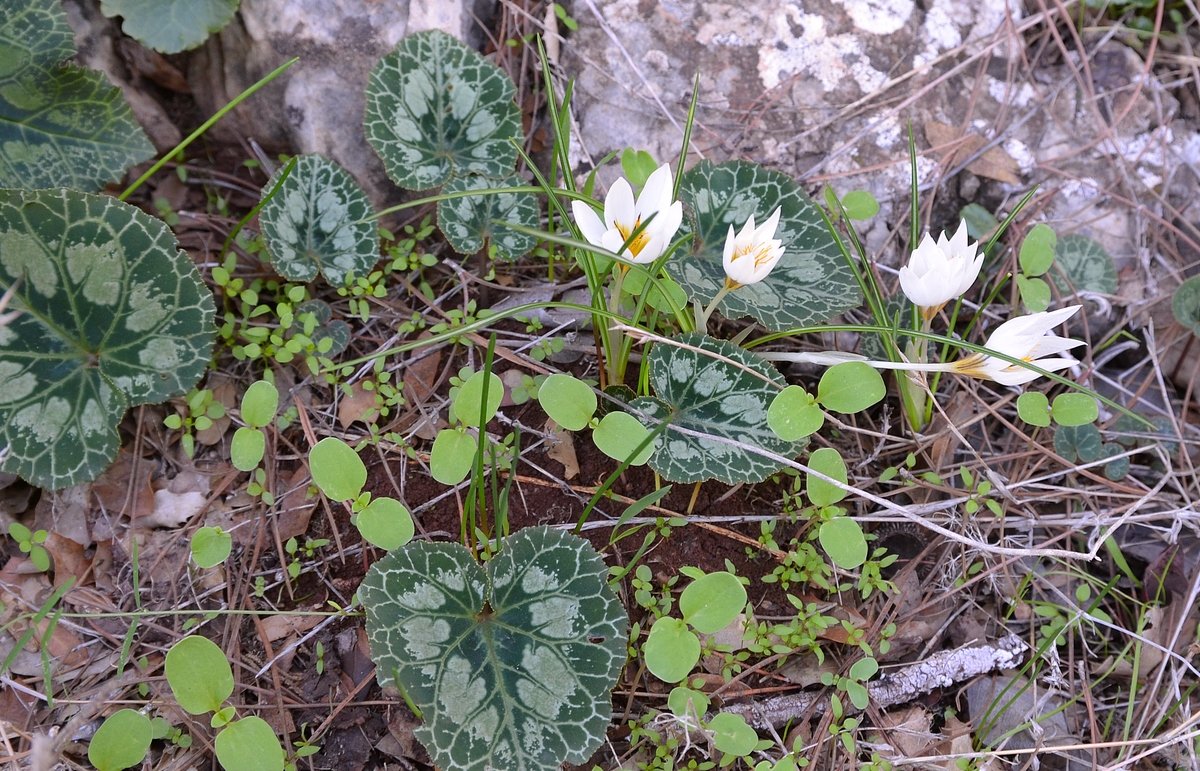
[438,174,539,260]
[630,333,804,484]
[0,188,214,489]
[0,0,154,190]
[259,155,378,286]
[99,0,239,54]
[295,299,349,356]
[1051,234,1117,296]
[365,30,521,190]
[360,527,626,771]
[672,161,859,331]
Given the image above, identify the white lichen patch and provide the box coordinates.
[830,0,913,35]
[0,231,59,298]
[1004,138,1036,175]
[758,6,887,94]
[65,242,124,306]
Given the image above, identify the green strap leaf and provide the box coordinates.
[360,527,626,771]
[0,188,214,489]
[365,30,521,190]
[99,0,240,54]
[671,160,860,331]
[258,154,379,286]
[0,0,154,190]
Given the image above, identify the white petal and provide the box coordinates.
[636,164,674,216]
[722,224,737,266]
[757,207,783,241]
[571,200,608,247]
[605,178,635,230]
[658,200,683,243]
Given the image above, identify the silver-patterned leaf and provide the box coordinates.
[671,160,859,331]
[259,155,378,286]
[631,333,805,484]
[364,30,521,191]
[1051,234,1117,295]
[360,527,626,771]
[438,174,539,260]
[0,188,214,489]
[0,0,154,190]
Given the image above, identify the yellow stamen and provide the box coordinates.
[616,220,650,257]
[730,243,776,270]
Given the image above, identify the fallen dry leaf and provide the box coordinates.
[338,381,381,428]
[402,339,443,408]
[141,489,208,529]
[274,466,319,543]
[874,705,935,758]
[544,420,580,480]
[924,120,1021,184]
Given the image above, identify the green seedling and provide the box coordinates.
[309,437,414,550]
[7,522,50,572]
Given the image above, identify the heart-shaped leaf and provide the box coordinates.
[296,299,350,356]
[631,333,805,484]
[258,155,379,286]
[0,188,214,489]
[99,0,239,54]
[671,161,859,331]
[1172,275,1200,335]
[365,30,521,190]
[360,526,626,771]
[1051,235,1117,295]
[438,174,539,260]
[0,1,153,190]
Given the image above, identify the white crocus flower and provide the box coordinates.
[762,305,1085,387]
[571,163,683,266]
[948,305,1085,385]
[898,220,983,319]
[722,208,784,289]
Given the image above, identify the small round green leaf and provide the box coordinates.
[620,149,658,189]
[165,635,234,715]
[1019,223,1056,277]
[365,31,521,190]
[430,428,477,485]
[259,155,379,286]
[644,617,701,683]
[88,709,152,771]
[817,362,885,414]
[214,716,285,771]
[840,190,879,220]
[667,686,710,720]
[99,0,238,54]
[767,386,824,441]
[438,174,539,260]
[0,189,215,489]
[621,268,689,314]
[1050,393,1098,427]
[1016,391,1051,427]
[679,571,746,634]
[1016,275,1051,313]
[240,380,279,429]
[309,437,367,501]
[806,447,848,508]
[191,526,232,569]
[593,411,653,466]
[230,427,265,472]
[1172,276,1200,335]
[355,496,415,551]
[452,370,503,427]
[818,517,867,570]
[359,527,626,770]
[708,712,759,756]
[538,373,597,431]
[672,161,860,331]
[849,656,879,682]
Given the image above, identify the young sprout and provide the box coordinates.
[722,207,784,289]
[898,220,983,321]
[570,163,683,266]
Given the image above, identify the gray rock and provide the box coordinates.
[186,0,495,205]
[562,0,1200,290]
